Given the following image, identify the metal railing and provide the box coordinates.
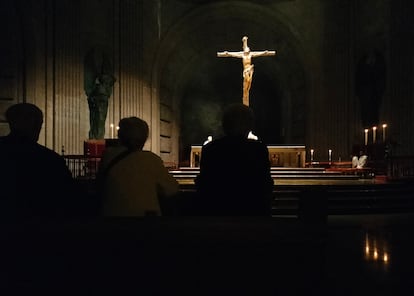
[63,154,414,182]
[64,155,101,180]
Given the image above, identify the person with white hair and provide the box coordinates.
[98,116,179,216]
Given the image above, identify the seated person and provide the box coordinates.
[97,116,179,216]
[352,150,368,169]
[195,103,274,216]
[0,103,84,219]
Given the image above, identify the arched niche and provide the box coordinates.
[152,2,309,166]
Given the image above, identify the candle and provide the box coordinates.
[372,126,377,143]
[116,126,120,138]
[382,124,387,142]
[310,149,314,162]
[328,149,332,162]
[364,129,369,146]
[110,123,114,138]
[373,249,378,260]
[365,233,370,257]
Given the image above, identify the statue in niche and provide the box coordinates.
[355,50,386,128]
[84,48,116,140]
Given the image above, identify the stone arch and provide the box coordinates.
[152,2,310,166]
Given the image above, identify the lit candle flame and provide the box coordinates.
[110,123,114,138]
[382,123,387,142]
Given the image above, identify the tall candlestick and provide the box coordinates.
[364,129,369,146]
[310,149,314,162]
[116,126,120,138]
[328,149,332,162]
[110,123,114,139]
[382,124,387,142]
[372,126,377,143]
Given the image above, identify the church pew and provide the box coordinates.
[3,217,327,294]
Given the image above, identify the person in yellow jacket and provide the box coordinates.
[98,117,179,216]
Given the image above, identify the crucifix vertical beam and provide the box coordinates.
[217,36,276,106]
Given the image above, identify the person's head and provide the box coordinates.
[222,103,255,137]
[117,116,149,150]
[5,103,43,142]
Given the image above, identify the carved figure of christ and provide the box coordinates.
[217,36,276,106]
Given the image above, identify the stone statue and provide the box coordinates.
[84,48,116,140]
[217,36,276,106]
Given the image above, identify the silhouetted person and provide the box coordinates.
[0,103,82,220]
[97,116,179,216]
[195,103,274,215]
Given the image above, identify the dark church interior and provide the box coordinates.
[2,0,414,294]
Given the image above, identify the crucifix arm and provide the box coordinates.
[217,51,244,58]
[250,50,276,57]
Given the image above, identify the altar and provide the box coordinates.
[190,146,202,167]
[268,145,306,168]
[190,145,306,168]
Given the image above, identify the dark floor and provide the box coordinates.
[3,211,414,295]
[323,213,414,296]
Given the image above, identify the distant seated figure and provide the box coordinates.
[352,150,368,169]
[0,103,83,219]
[97,116,179,216]
[203,135,213,145]
[195,103,274,216]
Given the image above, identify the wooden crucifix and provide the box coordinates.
[217,36,276,106]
